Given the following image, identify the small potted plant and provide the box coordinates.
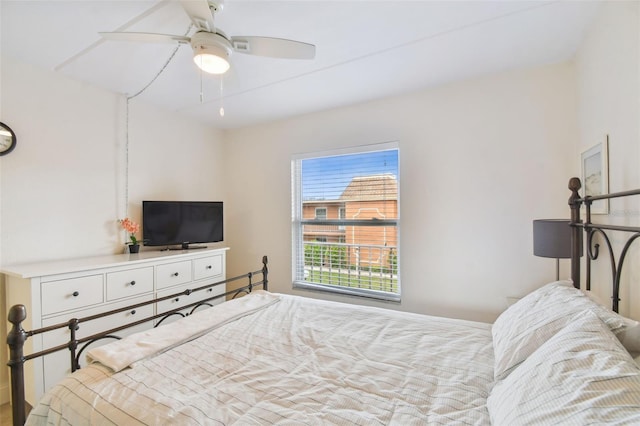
[120,218,141,253]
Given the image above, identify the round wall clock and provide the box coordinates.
[0,122,16,156]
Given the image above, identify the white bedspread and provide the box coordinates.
[27,291,494,425]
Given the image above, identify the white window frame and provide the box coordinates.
[291,142,400,302]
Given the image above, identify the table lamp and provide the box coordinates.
[533,219,575,280]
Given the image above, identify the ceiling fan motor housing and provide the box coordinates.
[190,31,232,58]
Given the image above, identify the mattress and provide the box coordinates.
[27,291,494,425]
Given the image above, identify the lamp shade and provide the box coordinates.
[533,219,573,259]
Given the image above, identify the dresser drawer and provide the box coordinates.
[106,267,154,301]
[193,255,223,281]
[156,261,192,290]
[156,282,225,315]
[41,275,104,316]
[42,295,154,389]
[156,282,226,326]
[42,295,154,348]
[190,283,226,314]
[156,282,199,314]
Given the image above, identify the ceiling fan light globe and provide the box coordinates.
[194,52,230,74]
[191,37,231,74]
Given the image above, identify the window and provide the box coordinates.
[292,142,400,301]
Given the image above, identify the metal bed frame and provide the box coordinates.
[7,256,268,426]
[569,177,640,312]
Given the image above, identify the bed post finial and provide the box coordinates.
[569,177,582,289]
[7,304,28,426]
[569,177,581,195]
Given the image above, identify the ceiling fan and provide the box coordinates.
[100,0,316,75]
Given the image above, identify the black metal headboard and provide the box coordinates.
[569,177,640,312]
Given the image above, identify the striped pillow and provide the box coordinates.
[492,280,632,380]
[487,310,640,424]
[582,289,640,353]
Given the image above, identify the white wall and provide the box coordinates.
[127,98,228,217]
[575,1,640,319]
[0,57,226,264]
[223,62,578,323]
[0,56,225,403]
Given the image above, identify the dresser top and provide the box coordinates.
[1,247,229,279]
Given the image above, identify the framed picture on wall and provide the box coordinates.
[581,135,609,215]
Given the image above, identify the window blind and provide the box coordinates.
[292,143,400,301]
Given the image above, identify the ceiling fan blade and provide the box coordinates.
[180,0,217,32]
[230,36,315,60]
[100,32,190,44]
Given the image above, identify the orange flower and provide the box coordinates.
[120,218,140,245]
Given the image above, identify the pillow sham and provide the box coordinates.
[618,323,640,353]
[582,288,640,353]
[492,280,632,380]
[487,310,640,425]
[581,288,612,309]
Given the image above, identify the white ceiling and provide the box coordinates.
[1,1,600,129]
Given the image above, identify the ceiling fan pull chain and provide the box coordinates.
[200,68,204,104]
[219,76,225,117]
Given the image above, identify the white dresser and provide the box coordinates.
[3,247,229,405]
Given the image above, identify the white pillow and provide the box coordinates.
[619,323,640,353]
[488,310,640,425]
[581,288,612,309]
[582,288,640,353]
[492,280,632,380]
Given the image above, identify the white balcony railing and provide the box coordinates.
[302,241,398,294]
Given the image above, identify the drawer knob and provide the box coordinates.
[72,291,79,297]
[206,265,212,269]
[172,272,179,277]
[207,288,213,292]
[130,280,136,286]
[130,310,136,315]
[174,297,180,302]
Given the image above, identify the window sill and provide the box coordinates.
[293,281,401,303]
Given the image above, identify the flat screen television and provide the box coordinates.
[142,201,223,249]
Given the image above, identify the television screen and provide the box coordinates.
[142,201,223,249]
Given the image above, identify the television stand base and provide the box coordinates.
[167,244,208,251]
